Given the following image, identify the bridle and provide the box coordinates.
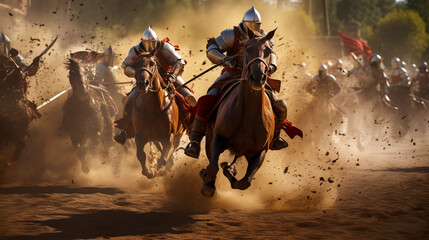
[243,38,272,80]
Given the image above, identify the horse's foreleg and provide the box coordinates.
[135,135,155,179]
[200,133,224,197]
[158,135,173,170]
[234,150,267,190]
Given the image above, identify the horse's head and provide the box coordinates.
[67,58,89,101]
[244,28,277,91]
[134,54,158,94]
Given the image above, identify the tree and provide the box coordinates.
[407,0,429,32]
[370,9,429,62]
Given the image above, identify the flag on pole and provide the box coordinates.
[337,30,372,59]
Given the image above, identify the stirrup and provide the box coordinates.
[184,140,201,158]
[114,129,128,145]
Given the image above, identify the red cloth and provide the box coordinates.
[338,30,372,59]
[417,74,429,88]
[281,119,303,139]
[391,75,402,84]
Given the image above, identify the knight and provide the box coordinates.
[184,6,288,158]
[367,54,389,94]
[94,45,117,86]
[0,32,39,76]
[114,27,197,144]
[415,61,429,98]
[306,64,341,98]
[390,57,410,87]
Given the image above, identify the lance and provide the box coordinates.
[37,87,71,110]
[174,53,239,91]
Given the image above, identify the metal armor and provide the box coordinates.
[103,45,116,67]
[206,25,277,77]
[390,58,409,87]
[0,32,11,56]
[242,6,262,32]
[141,27,159,53]
[307,65,340,98]
[95,61,116,85]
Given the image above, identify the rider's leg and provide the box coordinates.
[174,76,197,107]
[184,88,219,158]
[185,72,235,158]
[114,87,139,144]
[267,90,289,150]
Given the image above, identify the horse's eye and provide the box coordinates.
[263,48,272,58]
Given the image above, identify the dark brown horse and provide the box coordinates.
[61,56,114,173]
[132,54,184,179]
[0,55,39,171]
[200,29,278,197]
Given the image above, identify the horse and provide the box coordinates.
[61,55,114,173]
[132,54,185,179]
[200,29,278,197]
[0,55,39,171]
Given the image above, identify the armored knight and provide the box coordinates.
[306,64,341,98]
[94,45,117,86]
[331,59,346,81]
[367,54,389,94]
[415,61,429,98]
[390,58,410,87]
[184,6,288,158]
[114,27,196,144]
[0,32,39,76]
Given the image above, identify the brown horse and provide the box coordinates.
[132,54,184,179]
[200,29,278,197]
[61,56,114,173]
[0,55,39,171]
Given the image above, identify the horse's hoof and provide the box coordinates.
[220,162,228,169]
[157,158,167,169]
[142,168,156,179]
[201,183,216,197]
[234,180,251,190]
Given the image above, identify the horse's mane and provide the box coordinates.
[66,58,84,86]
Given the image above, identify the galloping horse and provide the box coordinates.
[132,54,185,179]
[61,54,114,173]
[200,29,279,197]
[0,55,40,170]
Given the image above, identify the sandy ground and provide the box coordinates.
[1,4,428,240]
[0,133,428,240]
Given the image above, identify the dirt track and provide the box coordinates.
[1,138,428,240]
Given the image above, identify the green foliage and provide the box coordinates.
[407,0,429,32]
[370,9,429,61]
[336,0,395,28]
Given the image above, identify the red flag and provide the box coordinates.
[337,30,372,59]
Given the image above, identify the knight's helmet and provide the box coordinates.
[0,32,11,56]
[242,6,262,33]
[369,54,382,68]
[141,26,159,53]
[391,57,401,69]
[335,59,343,70]
[419,61,428,73]
[319,64,328,78]
[103,45,116,67]
[401,61,407,69]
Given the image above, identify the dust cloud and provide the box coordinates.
[1,1,427,212]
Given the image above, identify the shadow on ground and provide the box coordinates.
[0,186,124,195]
[381,167,429,173]
[7,209,195,240]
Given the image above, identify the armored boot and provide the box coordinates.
[268,91,289,150]
[114,96,133,144]
[184,95,218,158]
[175,83,197,107]
[184,115,207,158]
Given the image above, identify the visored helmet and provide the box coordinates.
[0,32,11,56]
[103,45,116,67]
[419,61,428,73]
[391,57,401,69]
[319,64,328,78]
[141,26,159,52]
[369,54,382,68]
[242,6,262,33]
